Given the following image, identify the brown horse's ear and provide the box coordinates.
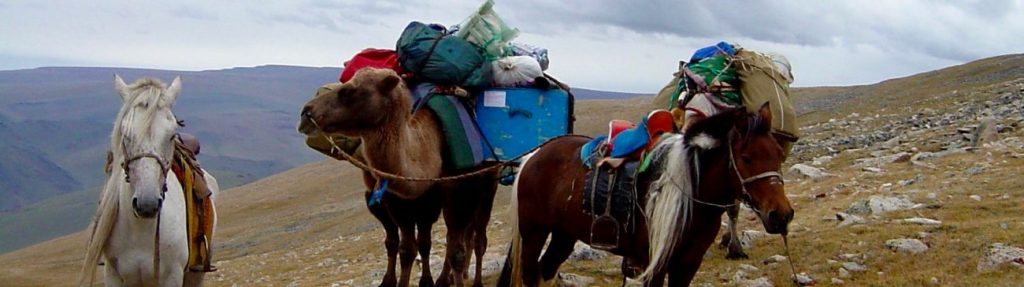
[377,73,401,94]
[758,101,773,125]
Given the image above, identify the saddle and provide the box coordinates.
[170,137,217,272]
[579,110,674,249]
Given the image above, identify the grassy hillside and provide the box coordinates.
[2,54,1023,286]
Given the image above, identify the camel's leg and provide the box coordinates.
[441,221,469,287]
[397,223,418,287]
[368,193,399,287]
[417,202,441,287]
[471,182,496,287]
[722,204,748,260]
[471,229,487,287]
[538,231,576,282]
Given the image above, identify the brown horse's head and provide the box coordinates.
[298,68,409,137]
[685,102,794,234]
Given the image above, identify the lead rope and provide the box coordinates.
[307,117,587,182]
[154,210,161,284]
[782,234,800,286]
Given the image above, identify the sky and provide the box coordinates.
[1,0,1022,93]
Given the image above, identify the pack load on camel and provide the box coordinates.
[297,1,572,286]
[306,0,572,177]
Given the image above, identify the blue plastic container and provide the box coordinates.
[474,87,573,162]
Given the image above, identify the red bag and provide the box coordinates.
[339,48,405,83]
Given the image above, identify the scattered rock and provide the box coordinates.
[886,238,929,254]
[846,196,916,215]
[735,230,769,249]
[842,262,868,273]
[793,273,815,286]
[970,195,983,201]
[973,117,1000,147]
[831,278,845,285]
[977,243,1024,272]
[569,242,607,261]
[763,255,788,264]
[738,276,774,287]
[862,167,884,173]
[557,273,595,287]
[738,263,760,273]
[838,267,851,278]
[788,164,833,181]
[836,212,867,227]
[812,155,833,166]
[899,217,942,226]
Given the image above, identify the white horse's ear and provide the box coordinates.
[166,76,182,104]
[114,74,130,102]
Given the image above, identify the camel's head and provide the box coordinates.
[298,68,408,137]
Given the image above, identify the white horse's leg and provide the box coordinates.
[103,259,125,287]
[183,271,205,287]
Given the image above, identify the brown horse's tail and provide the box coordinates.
[637,134,693,282]
[498,151,535,287]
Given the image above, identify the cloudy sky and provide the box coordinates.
[2,0,1022,93]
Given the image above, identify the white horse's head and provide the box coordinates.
[112,75,181,218]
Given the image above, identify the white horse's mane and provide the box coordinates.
[638,134,695,281]
[79,76,178,286]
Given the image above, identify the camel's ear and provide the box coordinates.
[377,74,401,94]
[758,101,773,126]
[114,74,129,102]
[166,76,181,104]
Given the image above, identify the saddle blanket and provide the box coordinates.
[410,83,485,170]
[582,160,639,222]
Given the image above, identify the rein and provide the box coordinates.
[307,117,588,183]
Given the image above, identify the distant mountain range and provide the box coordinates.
[0,65,646,251]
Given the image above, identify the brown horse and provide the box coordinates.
[299,68,498,287]
[500,103,793,286]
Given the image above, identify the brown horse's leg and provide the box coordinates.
[471,230,486,287]
[722,204,749,259]
[367,193,399,287]
[519,226,549,287]
[538,231,576,282]
[642,272,666,287]
[666,221,721,286]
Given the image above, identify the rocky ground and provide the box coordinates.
[203,80,1024,286]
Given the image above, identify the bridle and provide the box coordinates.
[726,130,784,211]
[119,135,176,192]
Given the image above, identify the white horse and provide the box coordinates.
[79,75,218,287]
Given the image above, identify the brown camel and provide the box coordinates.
[299,68,498,287]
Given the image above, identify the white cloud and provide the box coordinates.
[1,0,1022,92]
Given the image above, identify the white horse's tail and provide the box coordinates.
[78,178,121,287]
[637,135,694,282]
[505,151,535,287]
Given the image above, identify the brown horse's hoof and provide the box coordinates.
[718,233,732,249]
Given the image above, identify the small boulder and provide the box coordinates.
[788,164,832,181]
[763,254,788,264]
[977,243,1024,272]
[846,196,916,215]
[557,273,595,287]
[569,242,607,261]
[841,262,868,272]
[836,212,866,227]
[886,238,929,254]
[899,217,942,226]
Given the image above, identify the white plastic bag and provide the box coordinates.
[492,56,542,87]
[456,0,519,60]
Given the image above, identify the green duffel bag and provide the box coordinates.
[397,21,486,86]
